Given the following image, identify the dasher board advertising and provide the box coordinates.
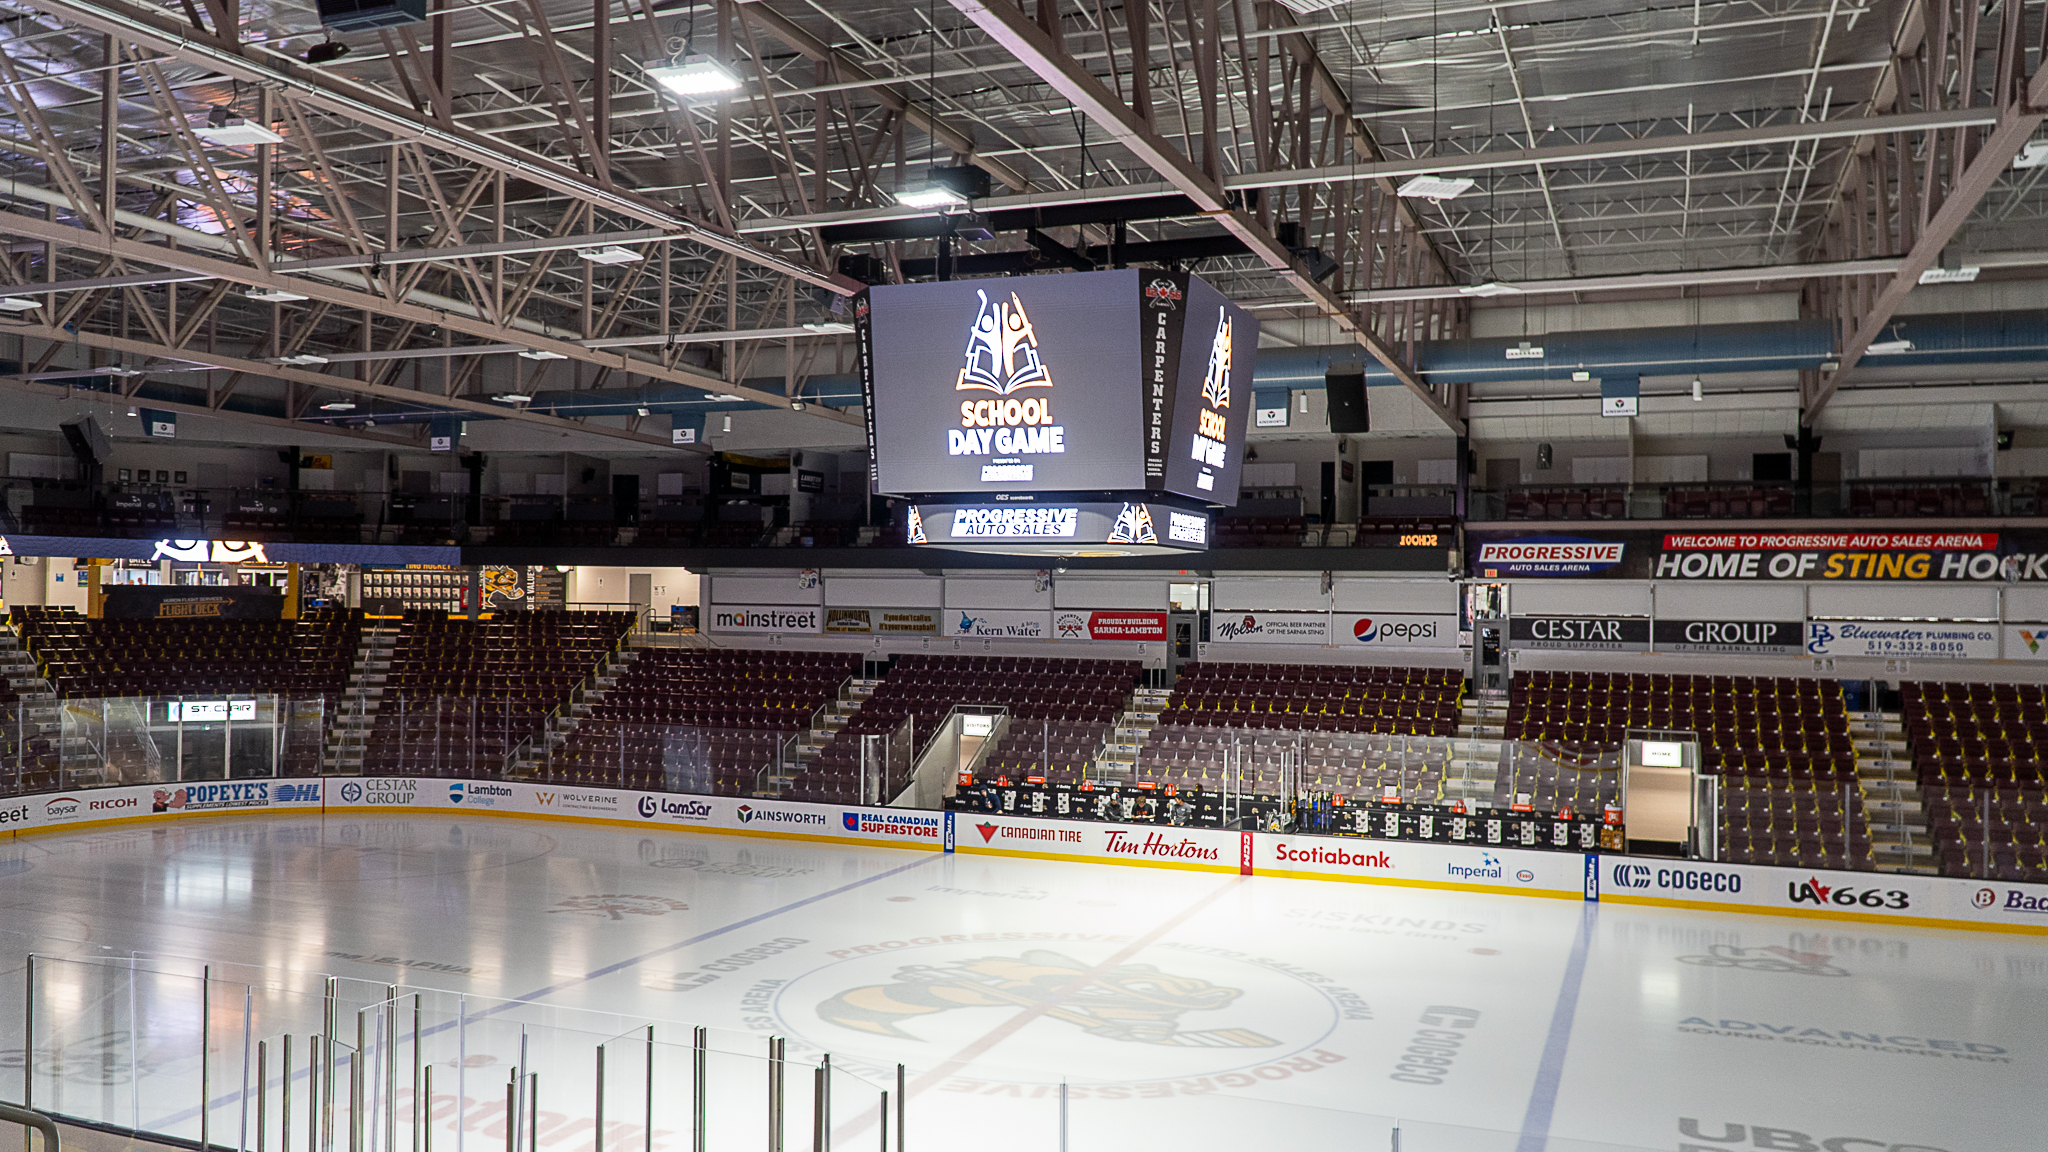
[857,270,1257,504]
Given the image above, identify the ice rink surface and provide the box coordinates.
[0,815,2037,1151]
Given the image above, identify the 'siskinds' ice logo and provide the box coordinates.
[956,289,1052,396]
[1106,503,1157,545]
[1201,311,1232,410]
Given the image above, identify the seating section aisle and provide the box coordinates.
[1902,680,2048,880]
[1158,662,1461,735]
[363,610,633,778]
[14,605,361,699]
[813,655,1141,803]
[1509,670,1864,868]
[982,720,1114,784]
[549,649,857,795]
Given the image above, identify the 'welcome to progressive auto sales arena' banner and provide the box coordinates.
[1470,529,2048,582]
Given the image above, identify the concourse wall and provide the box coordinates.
[4,776,2046,937]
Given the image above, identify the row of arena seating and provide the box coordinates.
[1507,670,1854,780]
[14,606,361,699]
[1159,663,1462,736]
[536,724,787,795]
[982,720,1112,784]
[1718,780,1875,870]
[1135,728,1454,802]
[1900,682,2048,879]
[363,610,633,778]
[847,655,1141,740]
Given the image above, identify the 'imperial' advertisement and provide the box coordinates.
[858,270,1256,505]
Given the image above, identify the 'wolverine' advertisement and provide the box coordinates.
[857,270,1257,504]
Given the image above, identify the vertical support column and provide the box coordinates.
[592,0,610,170]
[691,1027,706,1152]
[202,966,213,1151]
[594,1045,605,1152]
[258,1041,268,1152]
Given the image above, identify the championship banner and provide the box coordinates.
[1467,528,2048,583]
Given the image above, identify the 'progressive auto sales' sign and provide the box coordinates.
[1467,529,2048,581]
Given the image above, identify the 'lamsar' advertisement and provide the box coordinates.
[1469,529,2048,582]
[858,270,1256,505]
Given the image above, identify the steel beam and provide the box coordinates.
[944,0,1464,434]
[1807,68,2048,419]
[22,0,859,295]
[0,210,859,425]
[738,2,1033,193]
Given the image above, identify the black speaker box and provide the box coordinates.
[1326,367,1369,434]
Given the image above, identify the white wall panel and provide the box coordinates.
[1512,582,1652,617]
[825,575,941,608]
[707,573,822,605]
[1331,579,1457,615]
[2006,587,2048,623]
[1213,576,1326,611]
[1653,583,1804,621]
[1053,575,1171,610]
[945,575,1051,610]
[1807,584,1998,620]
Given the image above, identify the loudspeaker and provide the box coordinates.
[1326,366,1369,433]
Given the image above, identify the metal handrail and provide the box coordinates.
[0,1102,61,1152]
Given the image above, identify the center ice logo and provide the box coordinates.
[1676,944,1849,977]
[816,950,1279,1048]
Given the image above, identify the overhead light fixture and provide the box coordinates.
[636,406,651,417]
[195,106,284,146]
[790,400,806,411]
[644,55,743,97]
[1571,370,1592,382]
[126,406,138,417]
[1459,282,1522,298]
[576,245,644,265]
[1396,175,1476,200]
[0,297,41,312]
[103,366,143,378]
[275,353,330,366]
[1691,378,1704,402]
[802,321,855,334]
[1505,341,1544,360]
[320,401,357,411]
[517,349,567,361]
[363,419,375,428]
[721,414,732,433]
[708,392,746,402]
[1819,360,1841,371]
[2015,141,2048,169]
[1866,339,1915,355]
[896,165,991,210]
[1917,266,1980,285]
[495,392,534,403]
[304,41,350,65]
[246,287,308,302]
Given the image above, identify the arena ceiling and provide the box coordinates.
[0,0,2041,448]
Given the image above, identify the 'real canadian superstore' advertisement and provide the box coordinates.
[9,779,2048,934]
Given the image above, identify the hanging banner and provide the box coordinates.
[1052,610,1167,642]
[1208,611,1331,645]
[947,608,1052,639]
[1803,621,2000,660]
[140,408,177,438]
[1509,616,1651,651]
[1468,528,2048,582]
[101,586,286,620]
[1651,619,1805,655]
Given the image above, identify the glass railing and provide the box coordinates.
[4,953,1668,1152]
[0,694,328,797]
